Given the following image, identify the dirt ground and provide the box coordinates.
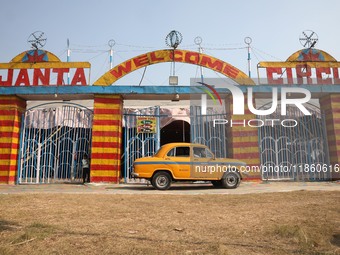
[0,191,339,255]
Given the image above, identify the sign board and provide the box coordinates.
[137,117,157,133]
[257,48,340,85]
[94,49,255,85]
[0,50,90,86]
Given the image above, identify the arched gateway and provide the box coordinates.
[93,49,255,182]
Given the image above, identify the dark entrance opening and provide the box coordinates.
[161,120,190,146]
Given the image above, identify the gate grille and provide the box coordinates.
[18,103,93,184]
[190,106,228,158]
[258,102,330,181]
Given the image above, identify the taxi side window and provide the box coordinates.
[167,147,190,157]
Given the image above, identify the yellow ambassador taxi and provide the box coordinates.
[132,143,246,190]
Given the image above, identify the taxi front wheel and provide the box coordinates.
[151,172,172,190]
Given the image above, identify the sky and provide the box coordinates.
[1,0,339,86]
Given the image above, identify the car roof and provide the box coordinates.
[161,143,206,148]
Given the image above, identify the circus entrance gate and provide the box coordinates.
[18,103,93,184]
[258,103,330,181]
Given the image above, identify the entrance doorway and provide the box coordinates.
[161,120,190,145]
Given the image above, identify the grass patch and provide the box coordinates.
[0,219,20,232]
[0,191,339,255]
[272,224,339,254]
[11,222,56,245]
[273,224,308,240]
[331,233,340,247]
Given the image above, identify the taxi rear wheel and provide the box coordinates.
[151,172,172,190]
[221,172,240,189]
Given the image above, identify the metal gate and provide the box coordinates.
[18,103,93,184]
[258,102,330,181]
[190,106,228,158]
[123,106,160,182]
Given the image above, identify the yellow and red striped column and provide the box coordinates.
[320,95,340,180]
[0,96,26,184]
[90,95,122,183]
[225,94,261,180]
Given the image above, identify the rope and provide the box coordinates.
[138,66,147,86]
[251,46,283,61]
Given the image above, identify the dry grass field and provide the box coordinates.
[0,191,339,255]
